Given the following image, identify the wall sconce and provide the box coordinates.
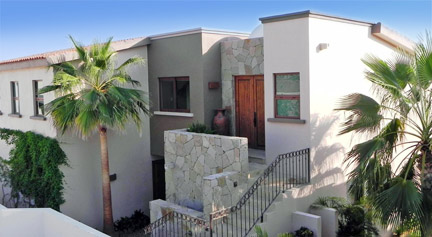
[318,43,330,51]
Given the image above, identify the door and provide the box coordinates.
[152,159,166,200]
[235,75,265,149]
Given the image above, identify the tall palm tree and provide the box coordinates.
[40,36,151,234]
[336,34,432,235]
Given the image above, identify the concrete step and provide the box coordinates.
[247,162,267,181]
[248,148,266,164]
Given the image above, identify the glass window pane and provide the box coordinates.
[276,99,299,117]
[176,80,190,110]
[37,100,44,115]
[160,80,175,110]
[12,82,19,98]
[14,100,20,114]
[276,74,299,95]
[34,81,39,95]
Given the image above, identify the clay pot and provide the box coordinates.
[213,109,229,135]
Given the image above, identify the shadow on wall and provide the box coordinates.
[294,113,347,211]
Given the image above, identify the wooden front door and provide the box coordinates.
[235,75,265,149]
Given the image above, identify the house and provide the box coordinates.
[0,10,414,235]
[0,38,153,230]
[148,11,414,236]
[0,29,249,230]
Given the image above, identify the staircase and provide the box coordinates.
[143,148,310,237]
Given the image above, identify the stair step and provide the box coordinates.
[248,148,266,164]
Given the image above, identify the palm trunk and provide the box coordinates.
[424,150,432,191]
[99,126,114,234]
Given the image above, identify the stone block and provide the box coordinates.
[222,138,234,151]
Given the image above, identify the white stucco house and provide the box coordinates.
[0,10,414,235]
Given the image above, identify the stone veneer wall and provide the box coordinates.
[202,171,247,214]
[221,38,264,135]
[164,129,248,212]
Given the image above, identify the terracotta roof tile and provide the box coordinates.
[0,36,147,65]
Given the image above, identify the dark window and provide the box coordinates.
[159,77,190,112]
[33,80,44,116]
[11,82,20,114]
[274,73,300,119]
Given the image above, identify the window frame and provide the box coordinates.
[159,77,190,113]
[10,81,20,115]
[33,80,45,117]
[274,72,300,119]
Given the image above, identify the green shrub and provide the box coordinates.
[337,205,378,237]
[311,196,379,237]
[294,227,314,237]
[278,233,295,237]
[0,128,67,210]
[254,226,268,237]
[187,122,215,134]
[114,209,150,233]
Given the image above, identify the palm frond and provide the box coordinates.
[374,178,423,228]
[335,93,383,135]
[45,37,150,137]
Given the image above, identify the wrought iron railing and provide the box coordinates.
[208,148,310,236]
[142,211,209,236]
[141,148,310,237]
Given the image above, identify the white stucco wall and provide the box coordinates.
[263,17,311,161]
[0,66,56,138]
[0,207,108,237]
[0,45,152,231]
[263,16,399,208]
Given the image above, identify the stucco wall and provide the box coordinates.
[307,17,396,201]
[0,66,56,137]
[221,37,264,135]
[263,17,311,162]
[149,33,248,157]
[262,15,398,211]
[0,45,152,231]
[148,33,204,157]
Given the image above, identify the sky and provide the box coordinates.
[0,0,431,61]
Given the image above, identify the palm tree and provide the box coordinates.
[40,36,151,234]
[336,34,432,235]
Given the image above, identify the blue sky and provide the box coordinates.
[0,0,431,61]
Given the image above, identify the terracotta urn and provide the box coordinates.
[213,109,229,135]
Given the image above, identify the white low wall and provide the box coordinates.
[292,211,322,237]
[309,206,337,237]
[0,207,108,237]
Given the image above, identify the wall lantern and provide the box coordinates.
[318,43,330,51]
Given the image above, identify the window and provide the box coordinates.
[274,73,300,119]
[159,77,190,112]
[33,80,44,116]
[10,81,20,114]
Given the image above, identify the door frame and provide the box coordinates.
[234,75,265,149]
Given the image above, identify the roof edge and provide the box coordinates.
[259,10,373,26]
[372,23,416,54]
[149,28,250,40]
[0,37,151,68]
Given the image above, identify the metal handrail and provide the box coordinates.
[141,148,310,237]
[143,210,210,236]
[208,148,310,236]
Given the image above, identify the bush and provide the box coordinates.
[337,205,378,237]
[114,209,150,233]
[278,233,295,237]
[311,196,378,237]
[0,128,67,210]
[294,227,314,237]
[187,122,215,134]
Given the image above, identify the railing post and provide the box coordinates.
[209,214,213,237]
[307,148,311,183]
